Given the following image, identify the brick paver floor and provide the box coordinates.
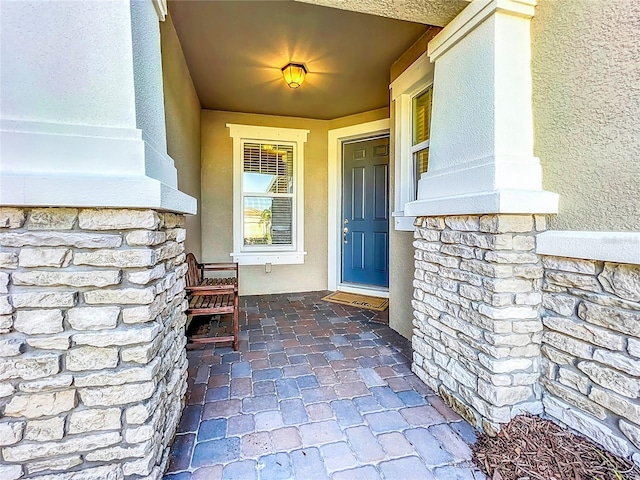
[165,291,486,480]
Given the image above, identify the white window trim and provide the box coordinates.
[227,124,309,265]
[152,0,168,21]
[389,51,434,231]
[412,139,430,156]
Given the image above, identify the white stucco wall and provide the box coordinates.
[161,14,203,258]
[0,0,137,129]
[0,0,195,214]
[410,1,555,215]
[429,17,495,172]
[532,0,640,231]
[131,0,168,152]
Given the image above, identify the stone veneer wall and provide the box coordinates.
[540,257,640,463]
[411,213,640,464]
[0,208,189,479]
[411,215,546,433]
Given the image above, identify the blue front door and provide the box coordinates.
[341,136,389,287]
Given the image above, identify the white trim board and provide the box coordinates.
[0,174,196,214]
[0,119,177,186]
[537,231,640,266]
[152,0,167,21]
[428,0,536,62]
[0,120,195,214]
[389,52,433,102]
[337,283,389,299]
[327,119,391,292]
[389,51,434,231]
[405,189,559,217]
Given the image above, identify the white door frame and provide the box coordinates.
[327,118,391,298]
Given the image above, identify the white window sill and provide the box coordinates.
[392,211,416,231]
[230,251,307,266]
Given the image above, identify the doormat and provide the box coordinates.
[322,291,389,311]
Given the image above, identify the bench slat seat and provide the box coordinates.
[185,253,239,350]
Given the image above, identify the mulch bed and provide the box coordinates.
[472,415,640,480]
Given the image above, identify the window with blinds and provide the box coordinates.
[242,142,295,246]
[413,87,432,146]
[412,86,432,199]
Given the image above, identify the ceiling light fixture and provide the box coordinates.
[281,63,307,89]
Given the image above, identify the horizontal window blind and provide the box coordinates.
[242,197,293,246]
[271,198,293,245]
[412,86,432,200]
[414,147,429,197]
[242,141,295,247]
[243,143,293,194]
[415,148,429,178]
[412,87,432,146]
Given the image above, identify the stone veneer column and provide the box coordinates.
[404,0,558,436]
[0,207,188,480]
[411,214,547,433]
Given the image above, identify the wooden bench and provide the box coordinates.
[185,253,239,351]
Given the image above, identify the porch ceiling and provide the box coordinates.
[167,0,432,120]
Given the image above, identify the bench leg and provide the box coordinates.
[232,293,239,351]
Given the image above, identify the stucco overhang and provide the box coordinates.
[295,0,471,27]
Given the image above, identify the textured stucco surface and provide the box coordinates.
[327,107,389,131]
[389,229,415,340]
[532,0,640,231]
[131,0,167,152]
[296,0,469,27]
[161,14,202,258]
[429,17,495,172]
[201,111,328,296]
[0,0,137,128]
[201,108,389,297]
[389,103,417,340]
[387,28,431,341]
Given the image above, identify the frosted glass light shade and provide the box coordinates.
[282,63,307,89]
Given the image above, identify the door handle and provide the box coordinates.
[343,226,349,244]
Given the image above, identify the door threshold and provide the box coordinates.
[337,283,389,299]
